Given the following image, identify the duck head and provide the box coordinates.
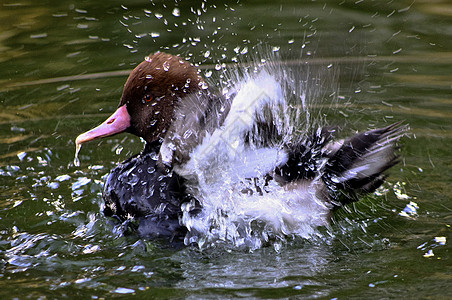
[76,52,206,146]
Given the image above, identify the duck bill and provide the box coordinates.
[75,104,131,145]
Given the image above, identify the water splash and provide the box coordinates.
[177,61,333,250]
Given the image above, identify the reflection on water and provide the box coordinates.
[1,0,451,298]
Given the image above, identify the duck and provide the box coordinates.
[76,52,406,246]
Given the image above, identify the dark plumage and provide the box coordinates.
[102,141,196,242]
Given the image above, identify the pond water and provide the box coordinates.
[1,0,451,298]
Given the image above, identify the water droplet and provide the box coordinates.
[183,129,193,139]
[204,50,210,58]
[71,177,91,190]
[11,125,25,133]
[17,152,27,161]
[205,70,212,78]
[166,142,176,151]
[12,200,23,208]
[37,156,48,166]
[128,174,139,185]
[82,244,100,254]
[154,13,163,19]
[172,8,180,17]
[423,249,434,258]
[240,47,248,55]
[115,145,123,155]
[163,61,170,71]
[74,143,81,167]
[55,174,71,182]
[47,182,59,189]
[434,236,446,245]
[131,265,145,272]
[75,278,90,285]
[184,78,192,88]
[150,32,160,38]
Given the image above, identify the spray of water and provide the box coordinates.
[177,55,337,250]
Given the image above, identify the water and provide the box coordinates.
[1,0,451,298]
[178,69,333,249]
[74,143,81,167]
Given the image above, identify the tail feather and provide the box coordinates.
[323,121,407,205]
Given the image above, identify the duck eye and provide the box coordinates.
[144,95,152,102]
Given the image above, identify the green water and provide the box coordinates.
[1,0,451,298]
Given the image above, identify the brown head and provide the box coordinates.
[75,52,206,148]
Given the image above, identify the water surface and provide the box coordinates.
[1,0,451,298]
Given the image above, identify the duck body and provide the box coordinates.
[76,52,406,247]
[102,142,193,241]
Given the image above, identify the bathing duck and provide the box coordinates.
[76,52,406,244]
